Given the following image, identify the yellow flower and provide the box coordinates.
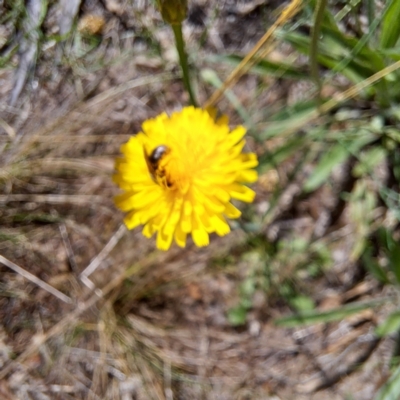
[113,106,258,250]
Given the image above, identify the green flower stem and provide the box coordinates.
[172,23,197,107]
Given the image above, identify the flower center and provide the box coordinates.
[156,150,192,194]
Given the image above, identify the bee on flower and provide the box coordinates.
[113,106,258,250]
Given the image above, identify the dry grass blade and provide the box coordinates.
[9,0,46,107]
[6,72,175,164]
[319,59,400,114]
[0,254,73,304]
[1,158,114,180]
[85,72,176,109]
[0,119,16,139]
[0,252,158,380]
[58,0,81,36]
[80,224,127,288]
[0,194,106,205]
[59,223,79,274]
[10,134,132,143]
[204,0,303,108]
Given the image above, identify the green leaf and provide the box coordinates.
[380,0,400,49]
[309,0,327,97]
[321,25,386,74]
[378,227,396,251]
[376,311,400,337]
[275,299,384,327]
[362,248,390,284]
[304,133,376,192]
[380,47,400,61]
[258,101,318,141]
[353,147,387,177]
[227,305,248,326]
[376,364,400,400]
[289,295,315,312]
[303,144,349,192]
[280,30,381,84]
[279,16,390,100]
[208,54,310,80]
[380,188,400,222]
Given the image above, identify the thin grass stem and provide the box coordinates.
[204,0,302,108]
[310,0,327,106]
[172,23,197,107]
[0,255,73,304]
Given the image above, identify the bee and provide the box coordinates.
[144,145,172,187]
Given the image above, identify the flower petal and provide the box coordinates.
[228,184,256,202]
[174,224,187,248]
[236,169,258,183]
[157,229,174,250]
[224,202,241,218]
[210,214,231,236]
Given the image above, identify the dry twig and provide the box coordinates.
[0,254,73,304]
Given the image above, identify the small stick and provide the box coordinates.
[0,255,73,304]
[80,224,127,286]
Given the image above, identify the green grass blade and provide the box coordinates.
[353,147,387,177]
[303,133,376,192]
[367,0,375,29]
[376,311,400,337]
[208,54,310,79]
[380,0,400,49]
[310,0,327,101]
[258,101,318,141]
[362,248,390,284]
[389,242,400,285]
[201,68,251,125]
[281,30,380,86]
[376,364,400,400]
[380,188,400,222]
[303,143,348,192]
[275,299,385,327]
[380,48,400,61]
